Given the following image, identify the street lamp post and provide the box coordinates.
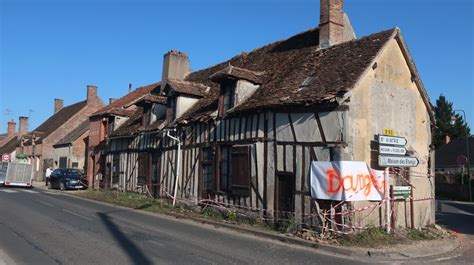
[451,110,472,202]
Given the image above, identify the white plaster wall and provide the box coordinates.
[176,96,199,119]
[347,38,434,228]
[235,80,259,106]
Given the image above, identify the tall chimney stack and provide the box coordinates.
[18,116,28,138]
[87,85,98,104]
[319,0,345,48]
[7,120,16,137]
[54,99,64,114]
[161,50,191,91]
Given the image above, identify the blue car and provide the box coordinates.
[48,168,87,190]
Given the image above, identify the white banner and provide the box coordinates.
[310,161,385,201]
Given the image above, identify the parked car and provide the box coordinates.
[48,168,88,190]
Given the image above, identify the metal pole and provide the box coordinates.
[454,110,471,202]
[385,167,391,234]
[166,130,181,207]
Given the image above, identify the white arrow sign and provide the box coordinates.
[378,155,419,167]
[379,145,407,155]
[378,135,407,146]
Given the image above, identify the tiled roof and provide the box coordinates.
[174,27,397,124]
[92,82,160,117]
[210,65,265,85]
[30,100,87,143]
[128,95,167,107]
[436,137,474,168]
[0,136,18,155]
[164,79,210,97]
[53,120,89,147]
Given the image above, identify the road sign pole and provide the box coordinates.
[385,167,391,234]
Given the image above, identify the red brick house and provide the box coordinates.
[17,85,103,180]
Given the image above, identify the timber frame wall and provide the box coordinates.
[105,108,347,224]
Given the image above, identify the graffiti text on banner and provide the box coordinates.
[310,161,385,201]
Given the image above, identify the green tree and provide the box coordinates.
[434,95,471,148]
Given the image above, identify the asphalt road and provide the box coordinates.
[435,199,474,264]
[0,187,367,265]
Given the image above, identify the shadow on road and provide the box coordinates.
[436,200,474,236]
[97,212,152,265]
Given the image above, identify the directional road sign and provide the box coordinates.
[393,186,412,199]
[378,135,407,146]
[378,155,419,167]
[379,145,407,156]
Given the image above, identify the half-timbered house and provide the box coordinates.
[103,0,435,229]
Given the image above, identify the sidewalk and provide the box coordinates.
[33,181,462,261]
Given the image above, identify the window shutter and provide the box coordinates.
[231,146,250,196]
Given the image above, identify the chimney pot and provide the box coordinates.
[319,0,345,48]
[7,120,16,137]
[54,99,64,114]
[18,116,28,138]
[87,85,98,103]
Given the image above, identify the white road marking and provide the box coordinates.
[36,200,55,207]
[22,190,39,193]
[44,191,62,195]
[456,209,474,216]
[61,209,93,221]
[434,254,462,262]
[0,189,17,193]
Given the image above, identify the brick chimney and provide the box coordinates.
[18,116,28,138]
[7,120,16,137]
[161,50,191,90]
[319,0,345,48]
[54,99,64,114]
[87,85,98,104]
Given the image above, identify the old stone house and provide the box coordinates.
[86,83,162,189]
[101,0,435,229]
[17,85,103,180]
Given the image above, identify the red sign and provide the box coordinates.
[2,154,11,162]
[457,155,468,166]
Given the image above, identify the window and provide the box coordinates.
[138,152,149,185]
[107,117,115,136]
[201,148,215,197]
[143,107,152,126]
[168,97,177,121]
[230,146,251,196]
[219,81,236,116]
[112,154,120,184]
[219,145,251,196]
[220,146,231,192]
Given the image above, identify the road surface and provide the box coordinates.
[0,187,365,265]
[435,199,474,264]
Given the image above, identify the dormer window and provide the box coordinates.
[222,80,236,113]
[210,65,263,118]
[162,79,208,122]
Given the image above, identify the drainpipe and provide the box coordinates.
[165,129,181,206]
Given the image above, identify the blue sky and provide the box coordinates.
[1,0,473,133]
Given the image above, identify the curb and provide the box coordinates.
[43,187,462,261]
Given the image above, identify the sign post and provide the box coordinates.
[377,133,419,234]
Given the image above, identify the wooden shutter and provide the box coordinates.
[231,146,250,197]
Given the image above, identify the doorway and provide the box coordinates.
[276,172,295,221]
